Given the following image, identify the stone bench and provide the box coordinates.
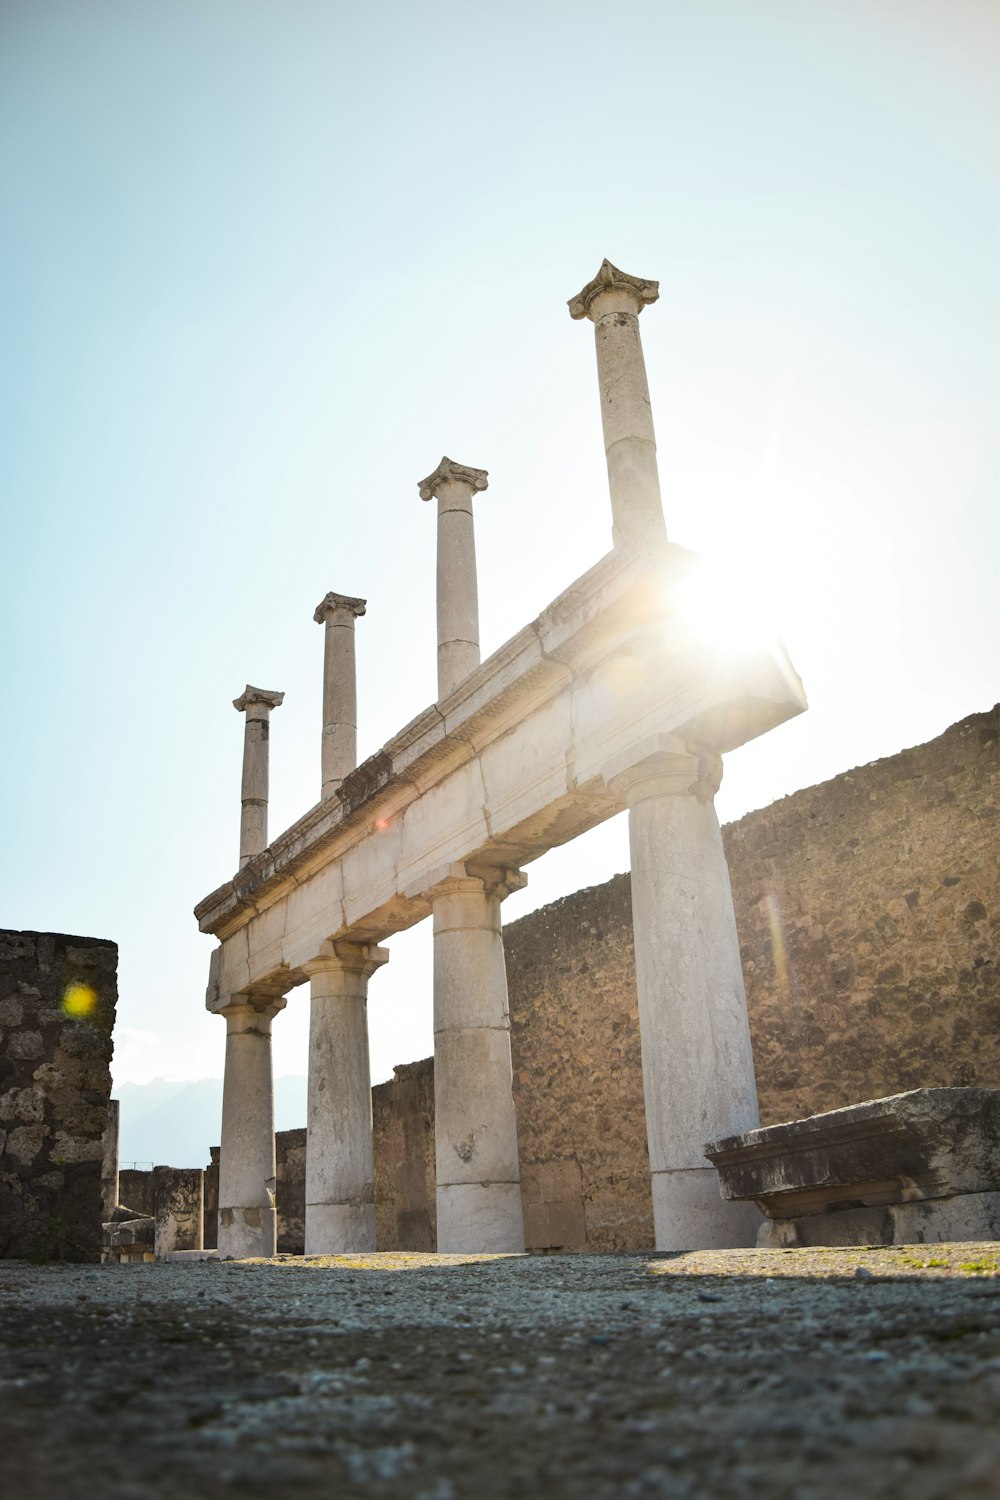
[703,1088,1000,1248]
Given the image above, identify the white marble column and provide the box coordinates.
[605,736,762,1250]
[430,865,525,1253]
[217,996,286,1258]
[569,259,667,554]
[418,457,488,699]
[302,941,388,1253]
[233,685,284,868]
[313,592,366,800]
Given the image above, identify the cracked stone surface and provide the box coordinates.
[1,1245,998,1499]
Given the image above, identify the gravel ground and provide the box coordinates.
[1,1242,999,1500]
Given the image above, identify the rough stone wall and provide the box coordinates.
[729,706,999,1121]
[505,876,652,1252]
[373,1059,436,1252]
[276,1128,306,1253]
[0,931,117,1261]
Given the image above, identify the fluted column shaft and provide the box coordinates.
[430,869,525,1253]
[217,997,285,1258]
[303,942,388,1253]
[606,738,761,1251]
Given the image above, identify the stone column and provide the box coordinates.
[101,1098,119,1221]
[430,865,526,1253]
[302,940,388,1254]
[417,457,488,699]
[568,258,667,554]
[313,592,367,800]
[217,996,285,1258]
[233,685,284,868]
[605,736,762,1251]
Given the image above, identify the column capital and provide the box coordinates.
[420,860,527,902]
[568,258,659,321]
[233,684,285,716]
[218,994,287,1027]
[604,734,722,805]
[302,939,389,982]
[418,456,489,502]
[314,591,367,626]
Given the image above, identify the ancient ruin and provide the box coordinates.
[194,259,807,1258]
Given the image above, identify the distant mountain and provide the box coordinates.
[117,1075,308,1170]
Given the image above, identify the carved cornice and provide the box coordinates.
[567,259,659,321]
[418,456,489,502]
[233,685,285,714]
[314,591,367,625]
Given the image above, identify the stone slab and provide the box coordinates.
[704,1088,1000,1217]
[757,1188,1000,1248]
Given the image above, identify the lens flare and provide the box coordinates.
[62,982,98,1019]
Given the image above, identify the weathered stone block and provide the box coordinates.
[704,1088,1000,1219]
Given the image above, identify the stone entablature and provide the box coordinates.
[197,545,803,1002]
[705,1088,1000,1250]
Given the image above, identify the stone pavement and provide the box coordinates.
[1,1245,998,1499]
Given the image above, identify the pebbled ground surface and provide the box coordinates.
[1,1243,999,1500]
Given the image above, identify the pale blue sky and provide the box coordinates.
[1,1,996,1095]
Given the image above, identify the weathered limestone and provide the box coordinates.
[152,1165,205,1256]
[705,1088,1000,1248]
[303,941,388,1253]
[605,737,762,1251]
[429,865,526,1253]
[233,685,284,868]
[101,1098,119,1222]
[217,997,285,1258]
[314,592,367,800]
[569,259,666,554]
[418,457,488,699]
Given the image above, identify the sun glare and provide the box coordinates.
[671,556,780,660]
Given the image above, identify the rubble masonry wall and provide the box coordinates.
[0,931,117,1261]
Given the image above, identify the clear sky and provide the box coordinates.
[2,1,997,1096]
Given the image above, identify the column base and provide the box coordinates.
[217,1205,277,1259]
[436,1182,525,1254]
[305,1202,376,1255]
[652,1168,762,1251]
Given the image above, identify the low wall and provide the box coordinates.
[0,931,117,1261]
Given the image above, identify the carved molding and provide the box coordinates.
[568,258,659,321]
[418,456,489,502]
[314,591,367,625]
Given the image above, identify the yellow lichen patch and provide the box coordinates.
[62,982,98,1019]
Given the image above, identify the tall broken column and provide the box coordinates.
[418,457,488,699]
[313,592,366,800]
[605,737,762,1251]
[568,259,667,554]
[428,865,526,1253]
[233,685,284,867]
[302,940,388,1253]
[217,996,285,1258]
